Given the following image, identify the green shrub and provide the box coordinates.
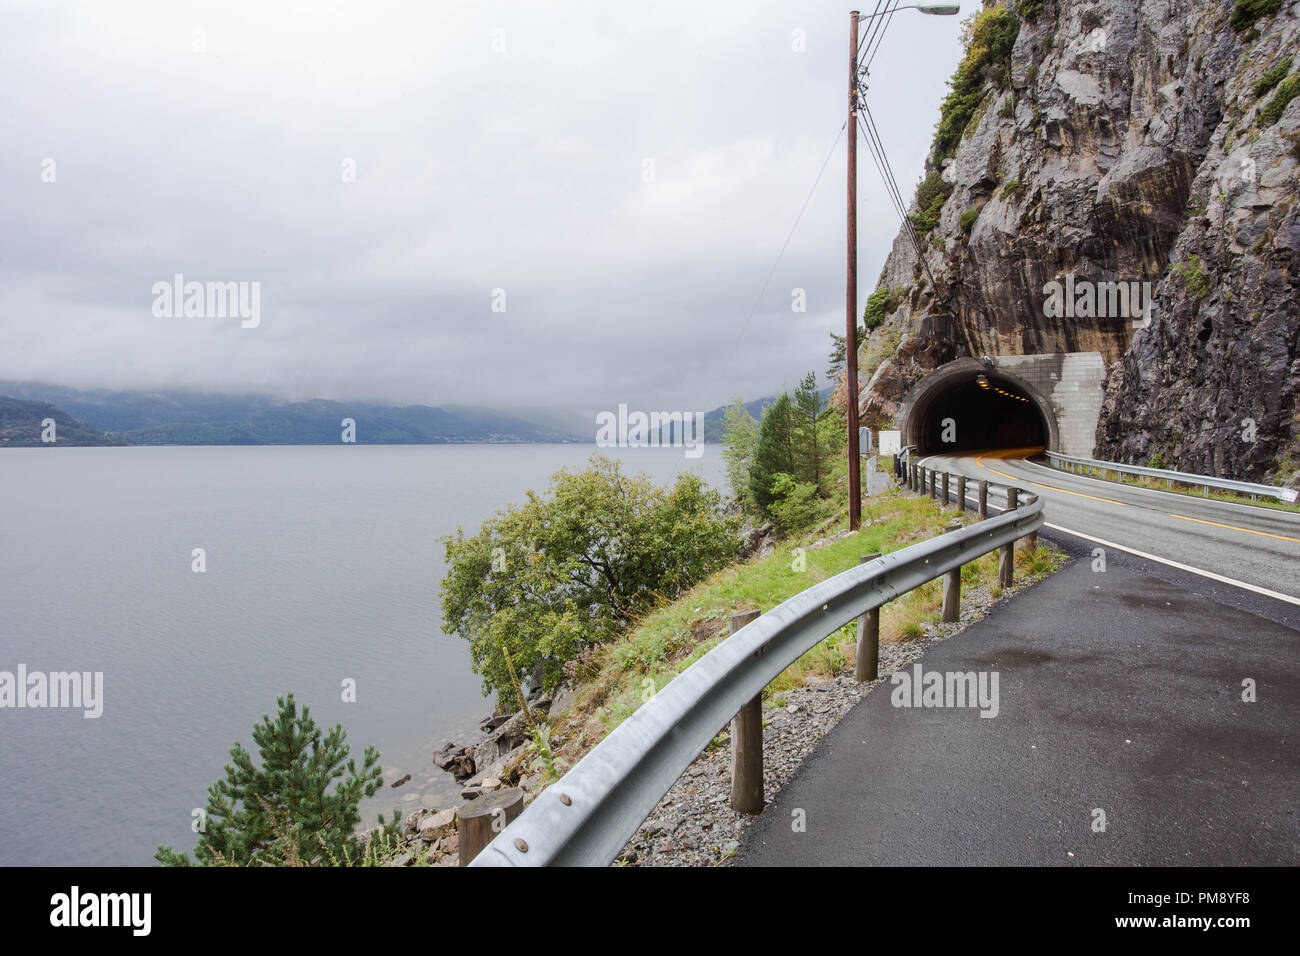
[1016,0,1045,22]
[441,457,739,707]
[1254,57,1293,97]
[909,169,953,234]
[959,207,980,233]
[1230,0,1282,32]
[933,7,1021,160]
[1026,64,1038,86]
[1259,73,1300,126]
[1171,255,1212,301]
[1000,178,1025,200]
[863,287,901,328]
[768,474,825,535]
[155,694,398,866]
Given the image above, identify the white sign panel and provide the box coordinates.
[878,430,901,456]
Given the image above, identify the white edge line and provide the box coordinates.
[938,485,1300,608]
[1045,522,1300,607]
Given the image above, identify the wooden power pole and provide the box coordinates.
[846,10,861,530]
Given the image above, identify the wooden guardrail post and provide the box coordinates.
[998,488,1019,588]
[977,480,988,519]
[854,553,882,682]
[941,472,950,508]
[942,565,961,623]
[458,787,526,866]
[957,475,967,512]
[1023,494,1039,552]
[729,610,764,814]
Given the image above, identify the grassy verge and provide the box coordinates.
[550,487,1065,767]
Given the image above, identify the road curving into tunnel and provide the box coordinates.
[918,449,1300,606]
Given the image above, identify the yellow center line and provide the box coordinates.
[1169,513,1300,544]
[973,455,1127,506]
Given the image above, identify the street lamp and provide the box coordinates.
[845,2,959,530]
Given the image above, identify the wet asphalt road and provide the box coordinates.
[737,459,1299,866]
[920,451,1300,602]
[736,556,1299,866]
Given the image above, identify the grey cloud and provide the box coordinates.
[0,0,965,412]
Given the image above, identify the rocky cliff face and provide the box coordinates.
[857,0,1299,486]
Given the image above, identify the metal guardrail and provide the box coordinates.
[470,477,1043,867]
[1044,451,1298,504]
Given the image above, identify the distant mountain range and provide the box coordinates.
[0,382,818,448]
[0,395,128,446]
[0,382,592,446]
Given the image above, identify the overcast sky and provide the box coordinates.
[1,0,966,412]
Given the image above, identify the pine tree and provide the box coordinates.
[793,371,824,492]
[748,394,800,515]
[155,693,392,866]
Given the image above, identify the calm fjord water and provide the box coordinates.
[0,444,722,866]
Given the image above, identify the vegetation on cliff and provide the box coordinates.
[931,5,1020,162]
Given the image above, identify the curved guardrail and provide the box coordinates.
[470,491,1043,867]
[1044,451,1297,504]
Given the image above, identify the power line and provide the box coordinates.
[859,109,945,305]
[855,108,949,310]
[862,1,900,73]
[855,1,891,63]
[737,121,847,342]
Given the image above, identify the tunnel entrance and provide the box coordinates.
[899,359,1058,455]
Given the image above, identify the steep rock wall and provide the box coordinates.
[856,0,1299,486]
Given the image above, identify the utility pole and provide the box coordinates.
[846,9,861,530]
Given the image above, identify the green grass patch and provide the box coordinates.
[1253,57,1293,97]
[559,489,1066,757]
[1230,0,1282,33]
[1259,73,1300,126]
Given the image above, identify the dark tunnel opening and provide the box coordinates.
[919,377,1048,453]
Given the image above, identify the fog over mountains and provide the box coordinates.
[0,381,591,445]
[1,381,802,446]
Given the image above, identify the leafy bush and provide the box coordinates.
[909,169,954,234]
[1259,73,1300,126]
[441,457,739,707]
[959,207,980,234]
[721,397,759,510]
[155,694,397,866]
[933,7,1021,160]
[863,287,902,328]
[1254,57,1293,97]
[1172,255,1212,301]
[1016,0,1044,21]
[767,474,825,534]
[1230,0,1282,32]
[1000,178,1026,200]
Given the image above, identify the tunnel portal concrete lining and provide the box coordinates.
[897,353,1106,457]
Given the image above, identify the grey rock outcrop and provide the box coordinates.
[854,0,1298,484]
